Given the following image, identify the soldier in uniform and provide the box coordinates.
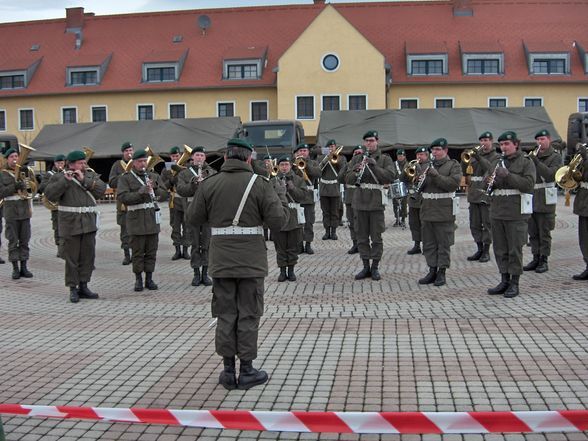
[404,146,430,255]
[572,142,588,280]
[417,138,462,286]
[339,145,364,254]
[188,138,289,390]
[161,146,191,260]
[463,132,501,263]
[117,149,168,292]
[292,143,320,254]
[38,154,66,258]
[44,150,106,303]
[523,129,562,273]
[487,131,536,298]
[271,156,309,282]
[318,139,346,240]
[109,141,134,265]
[345,130,396,281]
[392,148,408,228]
[0,147,36,279]
[177,147,216,286]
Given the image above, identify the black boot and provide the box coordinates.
[298,243,305,254]
[78,282,99,299]
[504,274,520,298]
[330,227,338,240]
[134,273,144,292]
[355,259,371,280]
[322,227,331,240]
[11,261,20,280]
[535,255,548,273]
[407,241,421,255]
[201,266,212,286]
[145,272,158,290]
[0,255,5,264]
[434,268,446,286]
[278,267,287,282]
[237,360,268,390]
[371,260,381,281]
[467,242,483,261]
[218,356,237,391]
[182,246,190,260]
[523,254,539,271]
[418,267,437,284]
[171,245,182,261]
[488,273,510,295]
[287,265,296,282]
[573,265,588,280]
[305,242,314,255]
[400,218,406,229]
[347,241,358,254]
[122,247,131,265]
[393,218,400,227]
[20,260,33,278]
[191,268,201,286]
[479,243,491,263]
[69,287,80,303]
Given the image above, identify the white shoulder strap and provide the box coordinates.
[232,174,258,226]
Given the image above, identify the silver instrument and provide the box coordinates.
[354,152,370,187]
[415,163,431,193]
[486,155,506,195]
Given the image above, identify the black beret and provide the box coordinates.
[3,147,17,158]
[415,146,429,154]
[53,154,66,162]
[132,149,148,160]
[227,138,253,151]
[66,150,86,162]
[352,145,364,154]
[430,138,448,148]
[293,143,310,154]
[277,155,291,165]
[326,139,337,147]
[478,131,493,140]
[497,131,518,142]
[192,146,206,153]
[169,146,181,155]
[121,141,133,151]
[396,148,406,155]
[535,129,550,139]
[363,130,378,140]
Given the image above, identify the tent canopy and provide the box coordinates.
[317,107,561,151]
[30,117,242,159]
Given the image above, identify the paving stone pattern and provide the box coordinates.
[0,196,586,441]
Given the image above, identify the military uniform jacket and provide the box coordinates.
[531,146,561,213]
[252,159,270,177]
[38,167,60,194]
[402,161,429,209]
[419,157,462,222]
[109,159,128,212]
[272,171,309,231]
[338,160,356,205]
[189,159,289,278]
[463,148,501,204]
[345,149,396,211]
[318,155,346,197]
[294,159,320,205]
[176,164,216,200]
[0,167,36,221]
[117,170,168,235]
[44,171,106,237]
[490,151,536,221]
[573,156,588,217]
[160,168,186,211]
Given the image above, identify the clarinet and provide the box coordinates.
[142,167,160,210]
[415,163,432,193]
[354,152,370,187]
[486,155,506,195]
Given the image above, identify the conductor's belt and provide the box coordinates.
[534,182,555,189]
[306,185,315,191]
[470,177,484,182]
[359,184,385,190]
[320,179,337,185]
[3,195,21,201]
[211,226,264,236]
[287,203,301,209]
[492,189,521,196]
[126,202,156,211]
[58,205,98,214]
[422,192,456,200]
[580,182,588,189]
[345,184,356,189]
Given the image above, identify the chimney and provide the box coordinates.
[314,0,326,4]
[453,0,473,16]
[66,7,85,32]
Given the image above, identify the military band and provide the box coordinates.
[292,143,320,255]
[319,139,346,240]
[392,148,408,228]
[38,154,66,258]
[109,141,134,265]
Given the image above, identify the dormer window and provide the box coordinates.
[145,65,177,82]
[227,63,258,80]
[69,68,98,85]
[524,41,570,75]
[222,46,267,81]
[0,72,26,89]
[459,42,504,76]
[410,58,445,75]
[531,57,566,74]
[142,49,188,83]
[66,53,111,87]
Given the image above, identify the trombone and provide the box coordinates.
[527,145,541,158]
[294,156,310,182]
[319,145,343,169]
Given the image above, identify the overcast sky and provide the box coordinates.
[0,0,413,23]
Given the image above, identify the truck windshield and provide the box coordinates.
[245,125,293,148]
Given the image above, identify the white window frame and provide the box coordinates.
[407,54,448,76]
[168,102,187,119]
[0,70,27,89]
[136,103,155,120]
[295,95,315,120]
[0,108,6,131]
[347,94,368,111]
[61,106,78,124]
[320,53,341,73]
[18,108,34,131]
[320,94,342,111]
[216,100,236,118]
[578,97,588,113]
[223,59,262,80]
[529,53,569,75]
[67,66,100,86]
[434,97,455,108]
[90,105,108,122]
[523,97,544,107]
[249,100,269,121]
[143,63,178,83]
[463,53,503,75]
[399,97,420,109]
[487,97,508,108]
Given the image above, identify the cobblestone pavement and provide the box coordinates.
[0,196,586,441]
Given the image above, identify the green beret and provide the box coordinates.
[54,154,66,162]
[66,150,86,162]
[396,148,406,155]
[3,147,17,158]
[352,145,364,154]
[363,130,378,140]
[430,138,448,148]
[478,131,493,140]
[277,155,291,164]
[192,146,206,153]
[535,129,550,139]
[293,143,310,154]
[227,138,253,151]
[259,154,271,161]
[121,141,133,151]
[497,131,518,142]
[415,146,429,154]
[132,149,148,160]
[169,146,181,155]
[326,139,337,147]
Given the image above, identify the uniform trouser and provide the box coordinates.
[408,206,421,242]
[421,220,455,269]
[579,216,588,264]
[302,204,315,243]
[274,229,302,267]
[170,207,191,246]
[338,199,344,223]
[346,204,356,242]
[5,218,31,262]
[50,210,59,246]
[63,232,96,287]
[190,224,211,268]
[212,277,264,360]
[117,211,130,250]
[528,212,556,256]
[355,209,385,260]
[320,196,341,228]
[130,234,159,273]
[392,197,408,219]
[469,202,492,244]
[491,218,528,276]
[0,206,3,249]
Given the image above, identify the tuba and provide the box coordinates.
[82,146,96,173]
[171,144,193,176]
[555,153,584,190]
[15,144,38,200]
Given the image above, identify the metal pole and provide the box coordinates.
[0,415,5,441]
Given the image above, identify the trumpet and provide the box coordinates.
[555,153,584,190]
[15,143,38,200]
[404,159,418,180]
[527,145,541,158]
[461,145,482,164]
[320,145,343,169]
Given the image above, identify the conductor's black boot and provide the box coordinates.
[573,264,588,280]
[467,242,483,261]
[370,260,381,281]
[20,260,33,278]
[278,267,287,282]
[330,227,338,240]
[134,273,144,292]
[535,255,548,273]
[355,259,371,280]
[78,282,99,299]
[201,266,212,286]
[347,241,358,254]
[488,273,510,295]
[407,241,421,255]
[523,254,539,271]
[418,267,437,285]
[122,247,131,265]
[305,242,314,255]
[69,287,80,303]
[11,261,20,280]
[287,265,296,282]
[322,227,331,240]
[218,356,237,391]
[434,268,446,286]
[504,274,520,298]
[182,246,190,260]
[479,243,491,263]
[171,245,182,261]
[237,360,268,390]
[192,268,201,286]
[145,272,158,290]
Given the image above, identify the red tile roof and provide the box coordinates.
[223,46,268,60]
[66,53,110,67]
[459,41,503,54]
[524,41,571,53]
[143,49,187,63]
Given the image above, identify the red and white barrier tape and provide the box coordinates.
[0,405,587,434]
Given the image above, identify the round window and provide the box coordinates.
[322,54,340,72]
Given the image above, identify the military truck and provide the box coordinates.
[242,120,305,159]
[0,133,18,155]
[567,112,588,159]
